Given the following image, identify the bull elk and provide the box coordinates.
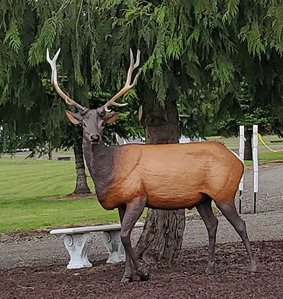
[47,48,256,282]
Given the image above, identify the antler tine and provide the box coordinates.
[102,49,140,112]
[46,48,87,112]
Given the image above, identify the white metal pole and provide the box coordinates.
[253,125,259,213]
[238,126,245,213]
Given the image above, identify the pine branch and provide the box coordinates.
[28,15,63,65]
[4,20,21,52]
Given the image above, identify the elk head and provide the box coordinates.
[47,48,140,144]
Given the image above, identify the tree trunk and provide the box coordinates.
[47,142,52,160]
[135,86,185,263]
[244,127,253,161]
[73,138,92,195]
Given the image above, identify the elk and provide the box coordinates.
[47,48,257,282]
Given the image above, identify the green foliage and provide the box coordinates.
[2,0,283,154]
[0,0,142,155]
[238,1,283,56]
[223,0,240,23]
[28,14,63,65]
[178,87,220,138]
[4,20,21,52]
[95,0,283,139]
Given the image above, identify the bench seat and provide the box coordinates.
[50,222,144,269]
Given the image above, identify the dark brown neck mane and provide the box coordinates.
[83,140,117,200]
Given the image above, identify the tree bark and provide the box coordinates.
[135,86,185,263]
[72,138,92,195]
[244,127,253,161]
[47,142,53,160]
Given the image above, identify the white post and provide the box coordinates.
[238,126,245,213]
[253,125,259,213]
[239,126,245,189]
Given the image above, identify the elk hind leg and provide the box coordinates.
[215,201,257,273]
[119,196,149,282]
[196,196,218,274]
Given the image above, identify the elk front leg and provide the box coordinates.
[118,205,133,282]
[119,196,149,282]
[196,196,218,274]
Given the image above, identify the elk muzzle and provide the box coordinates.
[89,133,101,144]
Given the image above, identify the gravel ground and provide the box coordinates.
[0,162,282,270]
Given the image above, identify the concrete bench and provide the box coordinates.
[50,222,144,269]
[57,156,71,161]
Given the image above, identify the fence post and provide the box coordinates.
[238,126,245,213]
[253,125,259,213]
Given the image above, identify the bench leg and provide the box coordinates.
[64,233,92,269]
[102,231,125,263]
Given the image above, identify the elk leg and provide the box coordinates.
[119,196,149,282]
[118,205,133,282]
[215,201,257,273]
[196,197,218,274]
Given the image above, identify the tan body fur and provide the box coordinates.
[102,141,243,210]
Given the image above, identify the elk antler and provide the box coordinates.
[46,48,87,112]
[102,49,140,112]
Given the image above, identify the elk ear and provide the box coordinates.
[105,112,119,124]
[65,111,82,125]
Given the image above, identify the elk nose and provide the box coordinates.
[90,134,101,143]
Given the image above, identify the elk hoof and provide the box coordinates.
[205,261,215,275]
[121,276,133,283]
[137,267,150,281]
[139,272,150,281]
[249,260,257,273]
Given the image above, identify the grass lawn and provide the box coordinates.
[207,134,283,147]
[208,135,283,162]
[1,135,282,233]
[0,156,121,233]
[258,150,283,161]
